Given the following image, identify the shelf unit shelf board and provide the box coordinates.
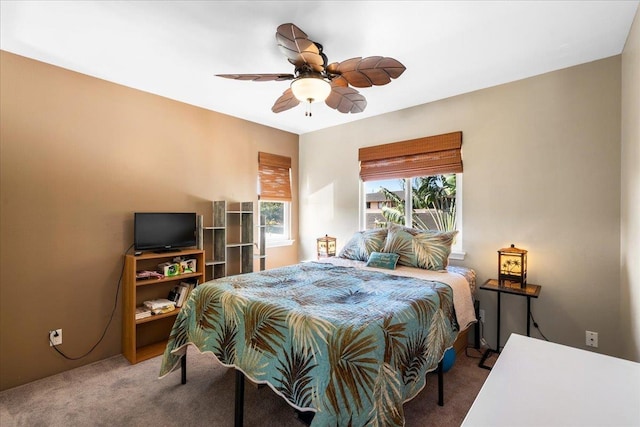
[227,242,254,248]
[135,308,180,325]
[135,271,202,287]
[205,260,226,266]
[135,341,169,363]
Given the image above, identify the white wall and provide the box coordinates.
[621,8,640,362]
[300,56,624,357]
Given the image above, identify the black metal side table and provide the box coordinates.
[478,278,542,370]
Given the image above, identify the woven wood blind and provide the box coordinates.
[258,152,292,202]
[358,131,462,181]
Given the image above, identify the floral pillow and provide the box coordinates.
[338,229,388,262]
[383,224,458,270]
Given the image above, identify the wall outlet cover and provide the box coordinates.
[49,329,62,346]
[586,331,598,348]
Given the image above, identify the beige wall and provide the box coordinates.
[621,8,640,362]
[0,51,299,390]
[300,56,624,358]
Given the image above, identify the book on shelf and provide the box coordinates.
[135,306,152,320]
[167,285,182,306]
[167,284,186,307]
[178,282,196,307]
[167,280,199,308]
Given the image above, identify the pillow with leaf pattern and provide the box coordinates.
[366,252,400,270]
[382,224,458,270]
[337,229,388,262]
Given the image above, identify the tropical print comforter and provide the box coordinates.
[159,261,459,426]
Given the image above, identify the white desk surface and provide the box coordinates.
[462,333,640,427]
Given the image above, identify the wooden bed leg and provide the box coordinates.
[437,360,444,406]
[181,354,187,385]
[235,370,245,427]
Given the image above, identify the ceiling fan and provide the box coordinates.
[216,23,406,116]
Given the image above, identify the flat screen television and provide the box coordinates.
[134,212,197,252]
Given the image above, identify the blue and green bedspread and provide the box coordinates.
[159,261,460,426]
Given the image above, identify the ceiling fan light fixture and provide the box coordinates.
[219,23,405,115]
[290,75,331,103]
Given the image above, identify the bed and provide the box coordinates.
[159,249,477,426]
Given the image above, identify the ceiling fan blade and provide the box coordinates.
[330,76,349,87]
[216,73,294,82]
[328,56,406,88]
[272,88,300,113]
[325,85,367,114]
[276,23,324,72]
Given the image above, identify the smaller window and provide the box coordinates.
[260,201,291,245]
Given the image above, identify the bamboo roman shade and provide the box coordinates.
[358,131,463,181]
[258,152,292,201]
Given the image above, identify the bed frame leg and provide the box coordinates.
[235,370,245,427]
[437,360,444,406]
[180,354,187,385]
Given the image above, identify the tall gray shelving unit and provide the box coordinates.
[204,201,254,280]
[257,214,266,271]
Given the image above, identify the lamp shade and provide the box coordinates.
[317,234,337,259]
[498,244,528,288]
[291,75,331,103]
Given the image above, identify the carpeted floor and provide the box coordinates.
[0,347,492,426]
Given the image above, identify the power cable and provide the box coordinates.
[529,310,550,341]
[49,243,134,360]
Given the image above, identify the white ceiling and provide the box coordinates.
[1,1,638,135]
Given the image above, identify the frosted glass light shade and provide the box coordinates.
[291,76,331,103]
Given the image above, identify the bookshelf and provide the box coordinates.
[204,201,254,279]
[122,249,205,364]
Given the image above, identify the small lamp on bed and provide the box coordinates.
[498,244,527,288]
[317,235,337,259]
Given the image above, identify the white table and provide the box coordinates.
[462,333,640,427]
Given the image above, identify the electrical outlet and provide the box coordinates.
[586,330,598,348]
[49,329,62,346]
[479,309,486,323]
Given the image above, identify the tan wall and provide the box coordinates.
[0,51,299,390]
[621,8,640,361]
[300,56,624,358]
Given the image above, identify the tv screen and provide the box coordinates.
[134,212,197,251]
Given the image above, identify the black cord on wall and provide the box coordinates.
[529,311,550,341]
[49,243,134,360]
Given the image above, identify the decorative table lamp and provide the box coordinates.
[317,235,336,259]
[498,244,527,288]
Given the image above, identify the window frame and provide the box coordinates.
[359,174,465,259]
[259,200,293,248]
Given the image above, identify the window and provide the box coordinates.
[359,132,464,257]
[258,152,293,246]
[259,201,291,244]
[363,173,460,225]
